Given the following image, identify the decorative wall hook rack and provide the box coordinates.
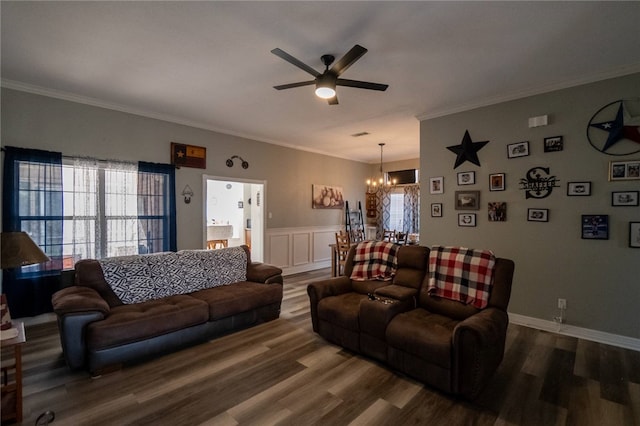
[226,155,249,169]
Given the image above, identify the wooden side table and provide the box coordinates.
[1,320,25,423]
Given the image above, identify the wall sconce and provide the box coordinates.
[182,185,194,204]
[226,155,249,169]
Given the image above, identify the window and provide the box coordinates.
[6,150,175,271]
[61,160,143,266]
[3,146,176,317]
[389,192,405,232]
[60,159,174,267]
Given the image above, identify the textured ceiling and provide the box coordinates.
[2,1,640,163]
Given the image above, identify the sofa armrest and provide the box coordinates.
[452,308,509,399]
[52,287,109,370]
[307,276,353,301]
[306,276,353,332]
[52,286,110,315]
[247,262,283,284]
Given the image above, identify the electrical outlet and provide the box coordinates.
[558,298,567,309]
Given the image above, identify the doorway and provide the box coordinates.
[203,176,265,262]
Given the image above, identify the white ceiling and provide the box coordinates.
[2,1,640,164]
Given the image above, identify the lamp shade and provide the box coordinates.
[1,231,50,269]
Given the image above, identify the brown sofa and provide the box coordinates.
[52,246,282,375]
[307,244,515,400]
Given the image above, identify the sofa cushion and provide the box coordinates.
[177,247,247,292]
[386,308,459,370]
[317,292,367,332]
[146,252,184,298]
[86,295,209,350]
[392,245,429,289]
[190,281,282,320]
[98,255,155,304]
[74,259,124,307]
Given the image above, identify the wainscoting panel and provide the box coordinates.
[267,233,290,269]
[267,226,339,275]
[312,230,336,263]
[292,232,311,266]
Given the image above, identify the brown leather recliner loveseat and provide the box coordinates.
[307,244,515,400]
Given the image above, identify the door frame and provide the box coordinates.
[202,174,267,262]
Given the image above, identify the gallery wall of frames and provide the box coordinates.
[419,73,640,341]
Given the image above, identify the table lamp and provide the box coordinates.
[1,231,50,340]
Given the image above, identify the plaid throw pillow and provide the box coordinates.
[350,241,399,281]
[427,246,496,309]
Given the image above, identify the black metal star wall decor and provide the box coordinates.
[587,100,640,155]
[447,130,489,169]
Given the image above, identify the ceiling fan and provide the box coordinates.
[271,44,388,105]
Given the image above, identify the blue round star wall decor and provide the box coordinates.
[447,130,489,169]
[587,99,640,156]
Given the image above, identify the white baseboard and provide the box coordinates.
[509,313,640,352]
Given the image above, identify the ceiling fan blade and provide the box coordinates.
[336,78,389,91]
[328,95,339,105]
[330,45,368,76]
[273,81,315,90]
[271,48,320,78]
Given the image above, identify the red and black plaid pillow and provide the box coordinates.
[427,245,495,309]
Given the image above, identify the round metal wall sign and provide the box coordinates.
[586,99,640,156]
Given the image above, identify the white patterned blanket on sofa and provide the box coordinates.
[98,247,247,304]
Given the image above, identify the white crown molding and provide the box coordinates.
[0,79,366,164]
[509,313,640,352]
[416,63,640,121]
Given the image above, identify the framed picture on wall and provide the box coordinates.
[612,191,639,206]
[457,171,475,185]
[609,160,640,181]
[630,222,640,248]
[311,184,344,209]
[527,208,548,222]
[455,190,480,210]
[429,177,444,194]
[507,141,529,158]
[489,173,505,191]
[581,215,609,240]
[544,136,564,152]
[567,181,591,196]
[431,203,443,217]
[458,213,476,227]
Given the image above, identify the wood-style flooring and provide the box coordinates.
[10,268,640,425]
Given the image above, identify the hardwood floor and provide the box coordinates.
[13,268,640,425]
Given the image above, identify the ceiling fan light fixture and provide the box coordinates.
[315,85,336,99]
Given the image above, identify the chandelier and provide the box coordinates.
[366,143,396,194]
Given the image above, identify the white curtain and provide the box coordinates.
[104,160,139,257]
[67,158,139,260]
[69,157,101,260]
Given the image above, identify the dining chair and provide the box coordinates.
[382,229,396,243]
[335,231,351,276]
[395,231,408,245]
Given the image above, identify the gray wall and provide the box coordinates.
[1,88,371,250]
[420,73,640,339]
